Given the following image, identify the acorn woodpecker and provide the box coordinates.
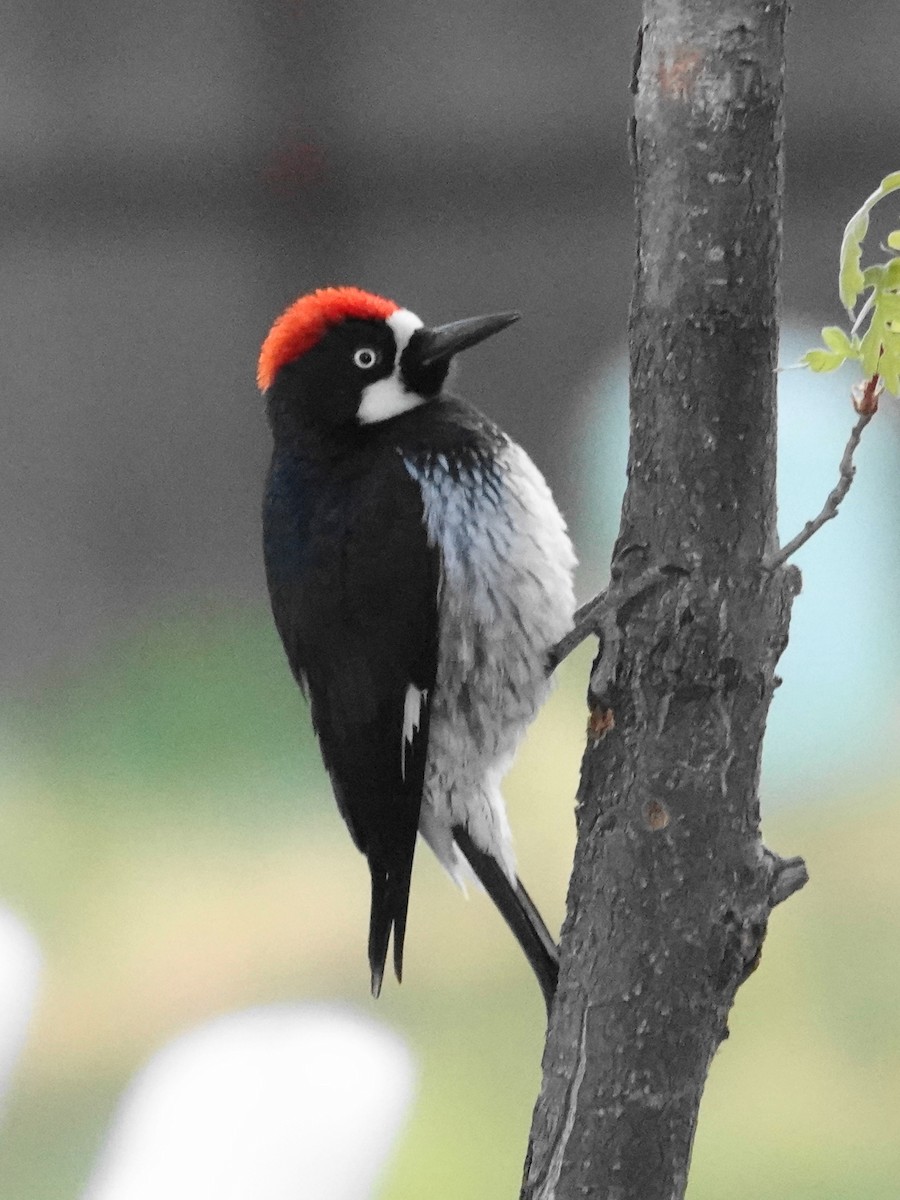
[259,286,576,1012]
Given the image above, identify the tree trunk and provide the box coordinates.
[522,3,807,1197]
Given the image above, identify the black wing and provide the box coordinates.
[264,447,439,994]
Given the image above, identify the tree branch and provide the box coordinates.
[546,591,608,672]
[764,410,874,569]
[522,5,801,1198]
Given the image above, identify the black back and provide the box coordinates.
[264,431,440,991]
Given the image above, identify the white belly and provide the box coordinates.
[402,439,576,881]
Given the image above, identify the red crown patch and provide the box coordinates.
[257,286,400,391]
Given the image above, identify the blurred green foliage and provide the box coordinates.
[0,607,897,1198]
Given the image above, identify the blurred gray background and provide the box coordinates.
[4,0,898,683]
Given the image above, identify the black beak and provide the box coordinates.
[414,311,520,366]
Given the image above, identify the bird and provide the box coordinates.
[259,286,576,1013]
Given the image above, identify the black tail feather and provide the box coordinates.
[452,825,559,1016]
[367,865,390,998]
[367,854,415,998]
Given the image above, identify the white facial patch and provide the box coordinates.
[357,308,425,425]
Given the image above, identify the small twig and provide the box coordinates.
[546,591,608,673]
[547,565,679,675]
[764,410,874,569]
[766,853,809,907]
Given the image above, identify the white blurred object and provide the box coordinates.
[82,1005,416,1200]
[0,905,42,1110]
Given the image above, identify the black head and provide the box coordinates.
[258,287,520,443]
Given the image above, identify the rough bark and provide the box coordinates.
[522,3,806,1198]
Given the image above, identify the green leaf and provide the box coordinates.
[876,292,900,320]
[820,325,853,354]
[802,348,847,372]
[860,322,884,376]
[840,215,869,313]
[888,230,900,251]
[838,170,900,313]
[885,258,900,286]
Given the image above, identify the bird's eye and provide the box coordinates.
[353,348,379,369]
